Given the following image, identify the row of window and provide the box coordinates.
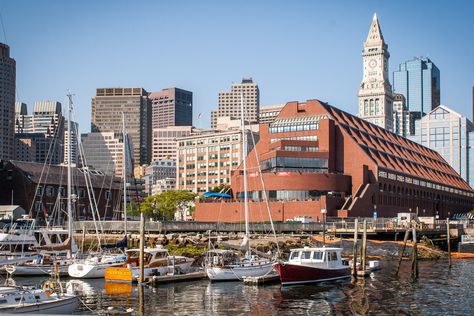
[269,123,318,134]
[261,157,328,172]
[236,190,332,201]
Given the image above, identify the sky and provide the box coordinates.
[2,0,473,134]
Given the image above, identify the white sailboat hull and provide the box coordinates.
[68,260,124,279]
[5,264,70,276]
[206,261,274,281]
[0,294,78,314]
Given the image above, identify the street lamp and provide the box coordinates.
[321,208,327,246]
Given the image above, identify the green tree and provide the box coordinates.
[209,184,231,194]
[140,190,196,220]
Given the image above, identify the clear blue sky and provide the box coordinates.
[2,0,473,134]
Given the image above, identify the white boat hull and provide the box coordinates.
[5,264,69,276]
[206,261,275,281]
[0,294,78,314]
[68,261,124,278]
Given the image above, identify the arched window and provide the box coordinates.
[375,99,379,114]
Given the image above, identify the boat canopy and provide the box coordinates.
[201,192,232,198]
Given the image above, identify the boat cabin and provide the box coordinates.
[124,247,170,267]
[205,249,241,267]
[288,247,348,268]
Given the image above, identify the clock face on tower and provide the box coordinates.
[369,59,377,68]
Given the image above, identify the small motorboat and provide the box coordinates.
[104,246,194,283]
[274,247,351,286]
[0,286,78,314]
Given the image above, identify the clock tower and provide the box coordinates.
[358,13,393,131]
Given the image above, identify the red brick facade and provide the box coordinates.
[195,100,474,222]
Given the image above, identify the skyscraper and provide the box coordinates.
[91,88,151,167]
[358,14,393,131]
[14,101,64,164]
[410,105,474,186]
[393,57,440,120]
[211,78,259,129]
[64,121,78,164]
[0,43,16,160]
[148,88,192,129]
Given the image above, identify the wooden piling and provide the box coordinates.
[352,218,358,278]
[81,226,86,253]
[138,212,145,284]
[447,219,451,269]
[396,225,410,276]
[360,220,367,272]
[411,223,418,279]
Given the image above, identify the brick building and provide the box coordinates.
[0,160,122,224]
[195,100,474,222]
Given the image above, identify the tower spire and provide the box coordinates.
[365,13,385,46]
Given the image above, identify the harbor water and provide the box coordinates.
[13,259,474,315]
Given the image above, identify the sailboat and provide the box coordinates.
[5,94,79,277]
[68,113,129,279]
[204,93,276,281]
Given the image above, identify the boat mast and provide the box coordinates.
[122,113,128,237]
[240,92,250,253]
[66,93,74,245]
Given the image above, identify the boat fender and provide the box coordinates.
[41,280,55,296]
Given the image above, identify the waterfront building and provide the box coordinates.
[358,14,393,131]
[0,43,16,161]
[152,126,193,161]
[211,78,259,129]
[392,93,413,137]
[144,159,176,195]
[177,129,258,193]
[410,105,474,186]
[64,121,78,164]
[0,160,121,224]
[393,57,440,120]
[259,104,285,124]
[91,88,151,166]
[81,132,130,178]
[148,88,192,129]
[195,99,474,222]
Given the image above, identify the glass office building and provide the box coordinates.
[393,57,440,119]
[410,105,474,186]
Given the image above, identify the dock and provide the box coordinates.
[150,270,207,285]
[243,272,280,285]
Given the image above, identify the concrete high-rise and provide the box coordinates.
[91,88,151,167]
[152,126,193,161]
[393,57,440,120]
[148,88,192,129]
[211,78,259,129]
[0,43,16,160]
[14,101,64,164]
[64,121,78,164]
[358,14,393,131]
[392,93,412,137]
[259,104,285,124]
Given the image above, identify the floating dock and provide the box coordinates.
[150,270,207,285]
[243,273,280,285]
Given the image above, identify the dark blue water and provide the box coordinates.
[14,259,474,315]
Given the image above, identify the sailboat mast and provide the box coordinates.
[240,92,250,241]
[122,113,128,237]
[66,93,73,241]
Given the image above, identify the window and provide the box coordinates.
[290,251,300,260]
[313,252,323,260]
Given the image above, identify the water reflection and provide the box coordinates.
[7,259,474,315]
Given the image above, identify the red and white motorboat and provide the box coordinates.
[274,247,351,286]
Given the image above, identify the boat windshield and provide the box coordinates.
[290,251,300,260]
